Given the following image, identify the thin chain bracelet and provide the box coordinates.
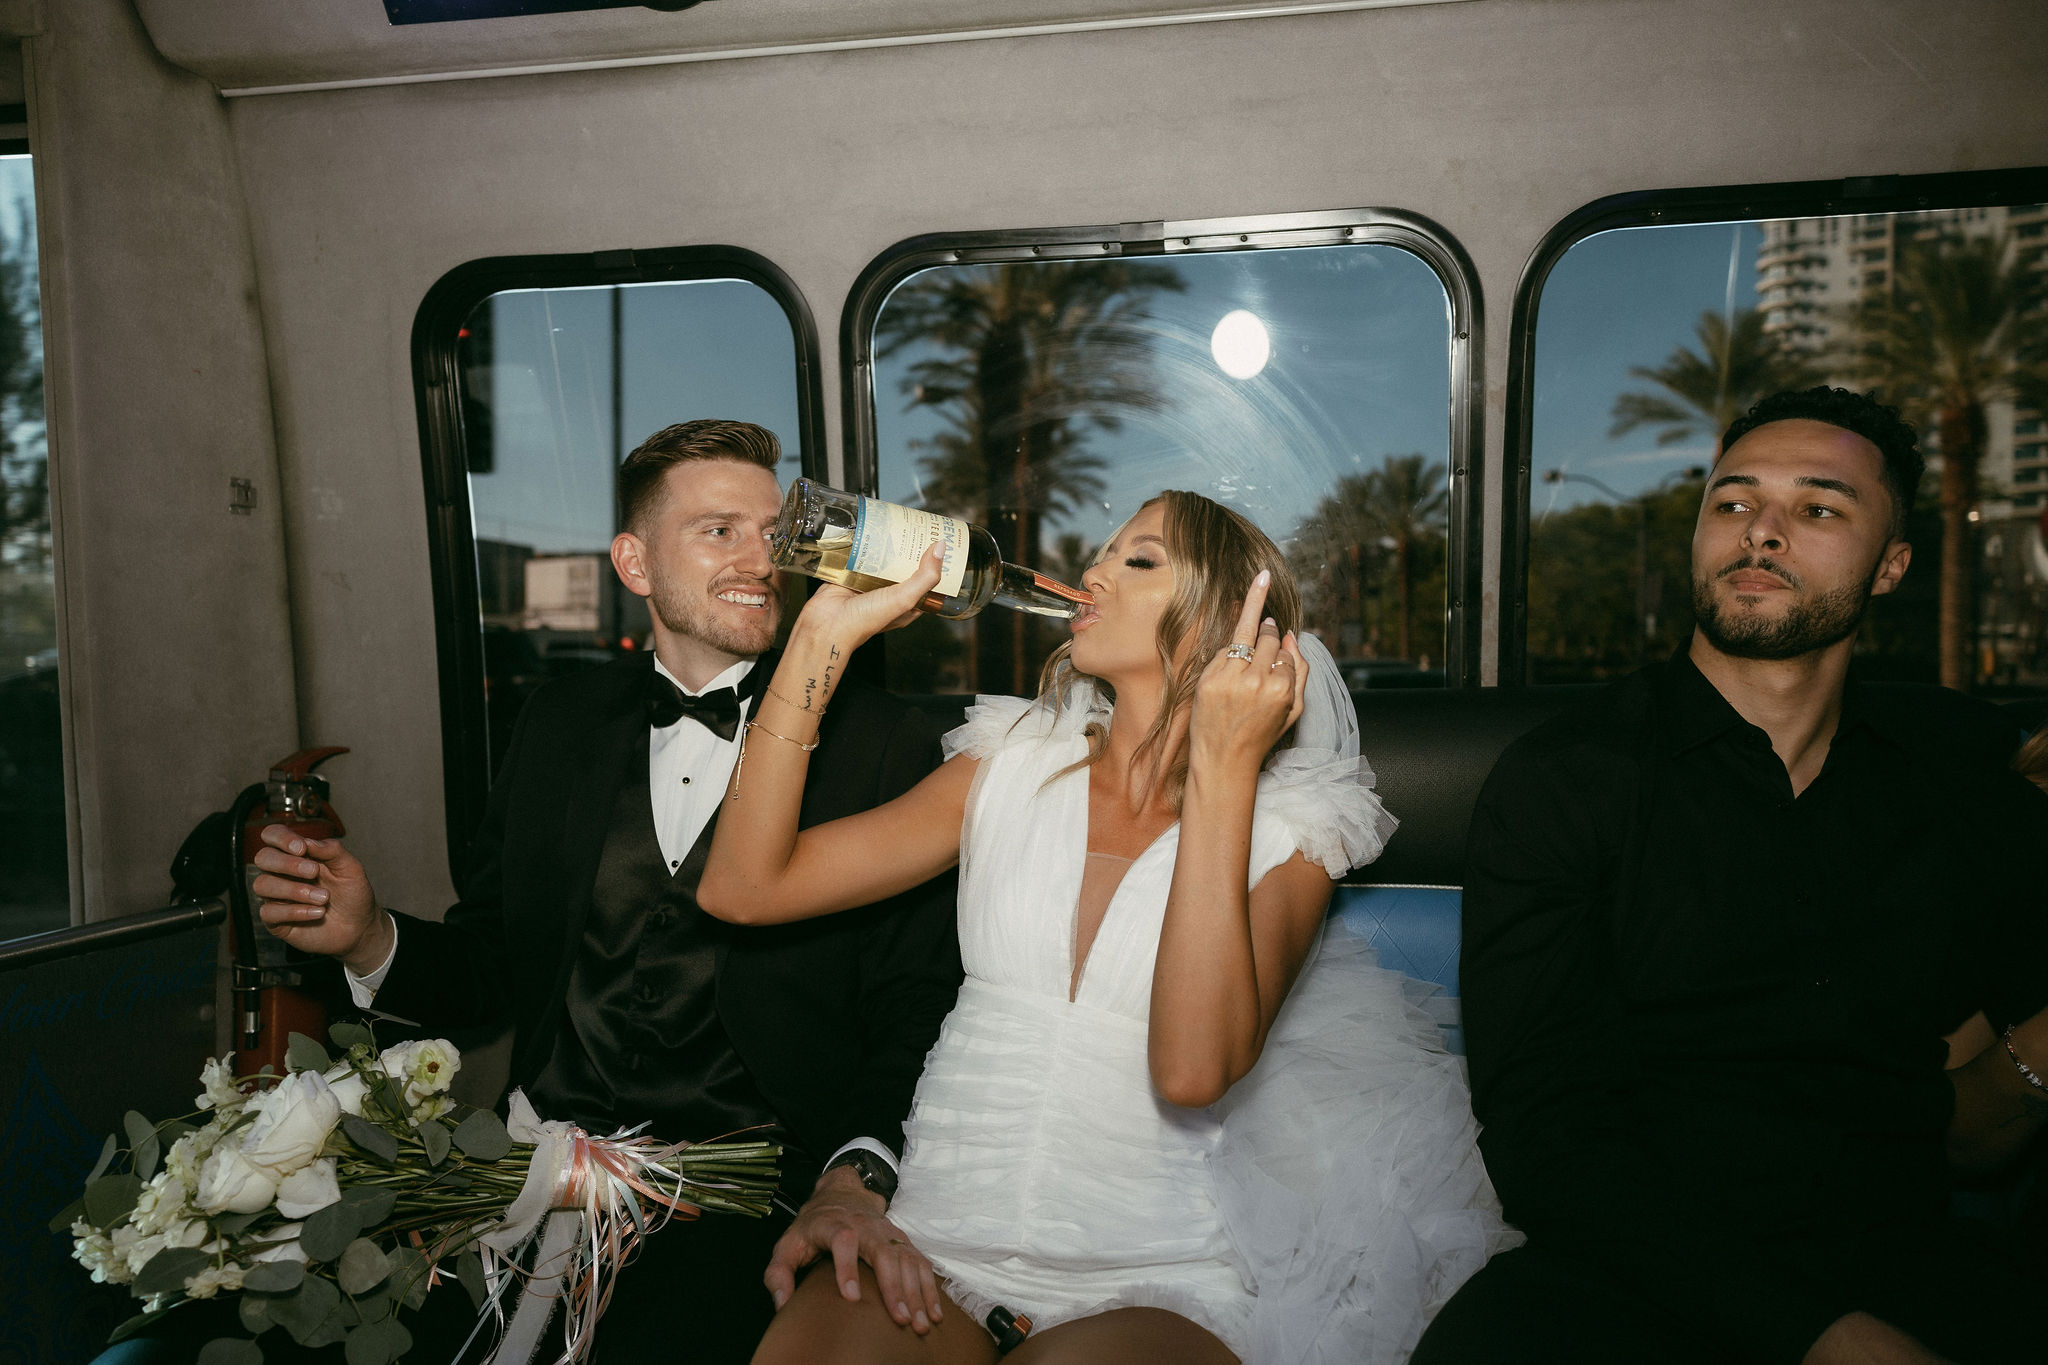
[2002,1026,2048,1094]
[729,719,820,799]
[763,681,824,717]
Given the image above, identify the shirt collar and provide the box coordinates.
[653,654,755,697]
[1657,646,1886,755]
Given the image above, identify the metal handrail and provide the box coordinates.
[0,898,227,973]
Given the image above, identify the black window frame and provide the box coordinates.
[1501,166,2048,684]
[840,208,1487,688]
[411,245,824,873]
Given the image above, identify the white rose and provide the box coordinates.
[274,1158,342,1219]
[195,1142,279,1215]
[162,1131,209,1194]
[247,1223,308,1265]
[195,1054,246,1112]
[240,1070,341,1176]
[322,1063,371,1118]
[380,1039,460,1106]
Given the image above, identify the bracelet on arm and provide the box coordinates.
[728,719,820,799]
[763,681,823,717]
[2001,1026,2048,1094]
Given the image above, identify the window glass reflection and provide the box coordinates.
[458,280,803,771]
[870,243,1454,697]
[1529,206,2048,695]
[0,152,57,938]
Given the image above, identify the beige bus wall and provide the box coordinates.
[20,0,2048,945]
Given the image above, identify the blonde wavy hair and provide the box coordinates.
[1036,490,1302,812]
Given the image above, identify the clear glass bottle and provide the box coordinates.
[768,479,1093,621]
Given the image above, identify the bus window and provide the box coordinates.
[1520,183,2048,697]
[857,218,1472,698]
[417,251,819,859]
[0,120,55,940]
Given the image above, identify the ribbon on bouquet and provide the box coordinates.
[477,1091,713,1365]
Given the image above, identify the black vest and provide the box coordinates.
[528,750,779,1144]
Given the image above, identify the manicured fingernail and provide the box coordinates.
[898,1301,910,1321]
[309,888,329,903]
[289,840,304,855]
[915,1311,930,1332]
[844,1278,859,1297]
[772,1289,787,1309]
[1264,617,1276,629]
[1254,569,1270,587]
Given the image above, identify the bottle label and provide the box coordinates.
[850,497,970,599]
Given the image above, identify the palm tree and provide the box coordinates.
[1841,230,2048,691]
[1609,307,1821,450]
[1290,454,1448,661]
[875,260,1183,693]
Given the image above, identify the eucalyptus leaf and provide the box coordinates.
[87,1133,118,1184]
[161,1118,199,1143]
[338,1185,398,1224]
[285,1032,331,1074]
[337,1239,392,1296]
[243,1259,306,1293]
[273,1272,343,1348]
[387,1244,431,1312]
[340,1115,399,1165]
[328,1020,374,1053]
[134,1131,161,1183]
[455,1249,487,1311]
[122,1110,154,1154]
[197,1337,264,1365]
[135,1245,213,1297]
[450,1109,512,1161]
[109,1306,177,1344]
[300,1203,365,1263]
[46,1196,85,1234]
[344,1319,412,1365]
[239,1293,273,1335]
[84,1173,144,1229]
[416,1118,451,1167]
[213,1210,263,1236]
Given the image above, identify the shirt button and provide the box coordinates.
[681,776,692,785]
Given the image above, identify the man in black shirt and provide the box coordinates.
[1415,388,2048,1365]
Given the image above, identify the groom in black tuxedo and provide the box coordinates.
[251,420,961,1362]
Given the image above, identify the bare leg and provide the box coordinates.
[1008,1307,1238,1365]
[751,1262,998,1365]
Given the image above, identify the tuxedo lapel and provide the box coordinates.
[546,658,655,968]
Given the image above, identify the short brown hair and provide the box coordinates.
[618,420,781,532]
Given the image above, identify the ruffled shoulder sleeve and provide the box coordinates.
[1251,750,1399,880]
[939,693,1075,762]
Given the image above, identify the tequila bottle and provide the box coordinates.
[768,479,1093,621]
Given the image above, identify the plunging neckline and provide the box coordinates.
[1069,767,1178,1003]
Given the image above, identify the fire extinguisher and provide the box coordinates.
[224,747,350,1078]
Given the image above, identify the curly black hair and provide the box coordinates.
[1719,386,1923,539]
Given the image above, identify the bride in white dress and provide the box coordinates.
[701,491,1516,1364]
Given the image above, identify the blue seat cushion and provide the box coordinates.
[1330,883,1465,1054]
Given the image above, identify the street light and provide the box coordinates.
[1542,466,1707,664]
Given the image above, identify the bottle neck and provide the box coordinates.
[993,562,1093,620]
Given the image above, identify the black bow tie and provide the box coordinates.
[647,674,743,741]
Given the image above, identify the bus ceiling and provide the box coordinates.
[128,0,1484,97]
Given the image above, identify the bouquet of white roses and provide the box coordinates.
[56,1021,780,1365]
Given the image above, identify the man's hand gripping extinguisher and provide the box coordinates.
[225,747,350,1078]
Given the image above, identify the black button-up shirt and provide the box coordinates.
[1463,652,2048,1362]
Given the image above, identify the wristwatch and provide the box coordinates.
[823,1147,899,1205]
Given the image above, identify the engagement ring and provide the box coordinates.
[1225,642,1255,661]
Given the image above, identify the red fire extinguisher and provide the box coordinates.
[226,746,349,1078]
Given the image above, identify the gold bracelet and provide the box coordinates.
[729,719,820,800]
[763,681,824,717]
[749,719,820,752]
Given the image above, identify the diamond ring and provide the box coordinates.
[1224,642,1255,661]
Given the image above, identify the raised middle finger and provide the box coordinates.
[1227,570,1271,648]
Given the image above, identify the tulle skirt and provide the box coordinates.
[889,922,1521,1363]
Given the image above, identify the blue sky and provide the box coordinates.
[468,225,1769,558]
